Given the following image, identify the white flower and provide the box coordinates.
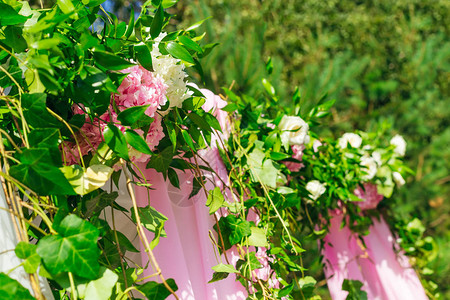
[306,180,326,200]
[360,154,378,180]
[312,139,323,152]
[151,33,193,109]
[338,133,362,149]
[393,172,405,186]
[278,115,310,146]
[390,135,407,157]
[372,151,382,166]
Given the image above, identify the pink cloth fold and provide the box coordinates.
[134,87,247,299]
[322,214,428,300]
[135,148,247,300]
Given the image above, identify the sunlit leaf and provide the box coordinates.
[37,214,100,279]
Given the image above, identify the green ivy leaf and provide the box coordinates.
[185,16,211,32]
[208,271,229,283]
[3,26,27,52]
[36,214,100,279]
[93,50,135,71]
[0,273,34,300]
[178,35,203,53]
[181,129,195,150]
[29,128,59,148]
[14,242,41,274]
[21,93,60,128]
[224,215,252,245]
[10,151,76,195]
[56,0,75,15]
[84,267,118,300]
[247,148,278,188]
[103,124,129,160]
[211,263,238,273]
[342,279,368,300]
[270,152,291,161]
[0,4,29,26]
[84,0,107,7]
[84,191,118,218]
[165,41,194,64]
[134,43,153,71]
[124,129,154,155]
[206,186,225,215]
[161,0,178,8]
[146,146,173,176]
[167,167,180,188]
[117,105,151,126]
[150,4,164,39]
[60,164,113,195]
[248,227,268,247]
[138,278,178,300]
[131,206,167,249]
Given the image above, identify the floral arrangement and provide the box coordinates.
[0,0,220,298]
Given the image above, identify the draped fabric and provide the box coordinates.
[133,87,247,299]
[135,150,247,300]
[322,213,428,300]
[0,185,54,299]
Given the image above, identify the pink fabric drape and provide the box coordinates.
[135,159,247,300]
[322,212,428,300]
[134,87,247,299]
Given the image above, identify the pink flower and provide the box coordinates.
[63,66,168,166]
[353,183,384,210]
[62,105,106,165]
[313,139,323,152]
[284,144,305,172]
[113,65,167,118]
[253,247,280,289]
[131,116,165,164]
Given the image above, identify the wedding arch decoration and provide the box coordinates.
[0,0,434,299]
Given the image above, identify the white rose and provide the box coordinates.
[360,155,378,180]
[278,116,310,146]
[338,133,362,149]
[306,180,326,200]
[372,151,382,166]
[390,135,407,157]
[393,172,405,186]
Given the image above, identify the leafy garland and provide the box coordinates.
[216,75,435,298]
[0,0,221,298]
[0,0,435,299]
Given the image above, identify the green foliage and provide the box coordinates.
[0,273,34,300]
[0,1,215,298]
[36,214,100,279]
[342,279,368,300]
[14,242,41,274]
[177,0,449,297]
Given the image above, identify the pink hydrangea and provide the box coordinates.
[284,144,305,172]
[62,104,106,165]
[353,183,384,210]
[113,65,167,118]
[63,66,168,166]
[253,247,280,289]
[130,116,165,164]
